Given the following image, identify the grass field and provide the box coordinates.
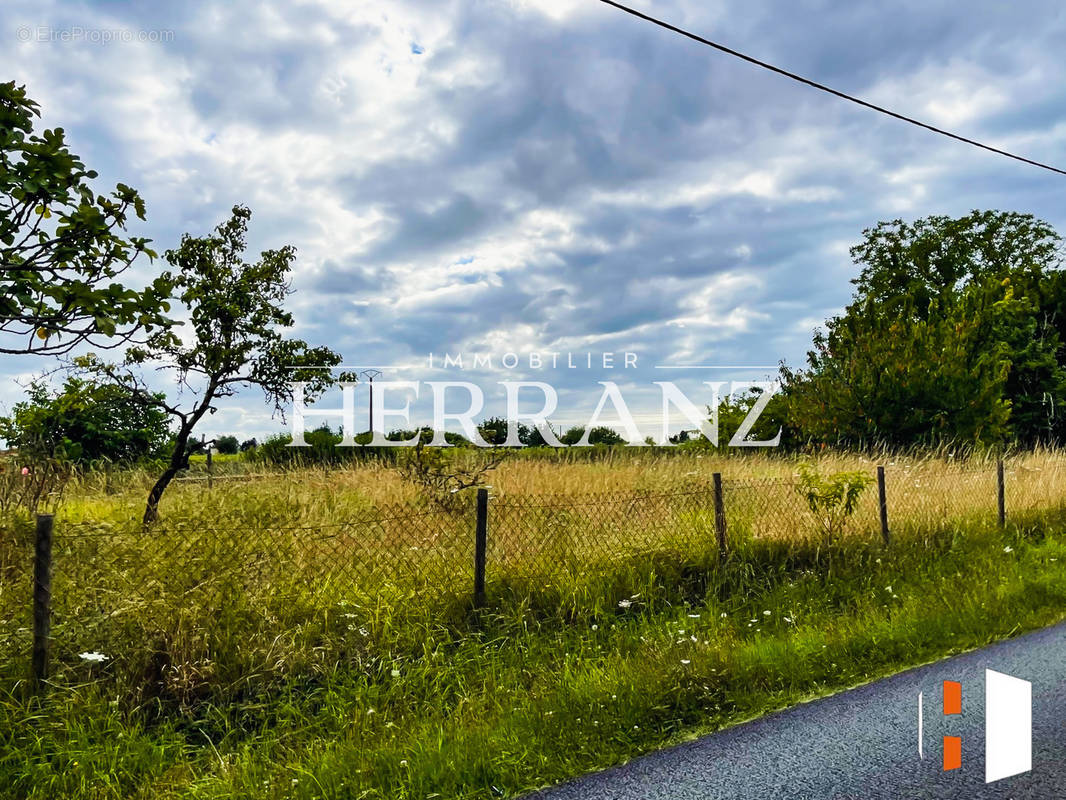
[1,448,1066,798]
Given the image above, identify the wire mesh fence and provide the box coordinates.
[4,457,1066,680]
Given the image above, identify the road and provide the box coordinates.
[528,621,1066,799]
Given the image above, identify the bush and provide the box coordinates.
[0,376,171,467]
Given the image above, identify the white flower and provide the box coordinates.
[591,624,598,631]
[618,599,632,609]
[78,651,108,662]
[783,616,793,624]
[1003,546,1013,553]
[688,613,700,618]
[719,612,727,618]
[390,668,401,677]
[763,610,771,616]
[680,659,691,665]
[884,585,892,592]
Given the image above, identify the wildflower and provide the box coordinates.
[617,599,632,609]
[21,467,29,476]
[719,612,727,618]
[885,585,892,593]
[783,616,793,624]
[680,659,691,665]
[78,652,108,662]
[687,613,700,619]
[390,668,401,678]
[1003,546,1014,553]
[400,760,408,767]
[763,610,771,616]
[591,624,598,631]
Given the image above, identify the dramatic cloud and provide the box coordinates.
[2,0,1065,438]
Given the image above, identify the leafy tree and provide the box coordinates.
[784,211,1066,446]
[559,425,626,445]
[0,376,170,466]
[713,387,788,447]
[239,438,258,452]
[79,205,340,523]
[214,435,239,455]
[795,463,873,545]
[0,81,173,355]
[477,416,533,446]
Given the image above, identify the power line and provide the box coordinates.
[597,0,1066,177]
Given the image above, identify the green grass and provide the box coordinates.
[2,507,1065,799]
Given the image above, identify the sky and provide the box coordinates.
[2,0,1066,442]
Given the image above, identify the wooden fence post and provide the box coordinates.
[474,487,488,608]
[877,465,890,546]
[31,513,54,692]
[206,446,213,490]
[997,459,1006,528]
[712,473,727,554]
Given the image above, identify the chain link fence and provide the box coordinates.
[4,458,1066,682]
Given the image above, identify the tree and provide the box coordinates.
[477,416,533,446]
[79,205,341,523]
[239,438,258,452]
[214,435,239,455]
[0,81,173,355]
[559,425,625,445]
[0,375,171,466]
[784,211,1066,446]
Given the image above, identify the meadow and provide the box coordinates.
[1,447,1066,798]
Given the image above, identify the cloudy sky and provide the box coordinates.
[3,0,1065,441]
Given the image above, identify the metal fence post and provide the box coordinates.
[997,459,1006,528]
[31,513,54,692]
[474,487,488,607]
[712,473,727,554]
[877,465,890,546]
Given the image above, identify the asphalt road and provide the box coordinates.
[528,621,1066,799]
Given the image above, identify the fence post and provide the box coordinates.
[997,459,1006,528]
[712,473,727,554]
[30,513,54,693]
[474,487,488,608]
[206,446,213,490]
[877,465,890,546]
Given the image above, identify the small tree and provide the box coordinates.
[795,462,873,545]
[396,439,506,511]
[80,205,340,523]
[214,435,239,455]
[0,81,173,355]
[0,375,171,466]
